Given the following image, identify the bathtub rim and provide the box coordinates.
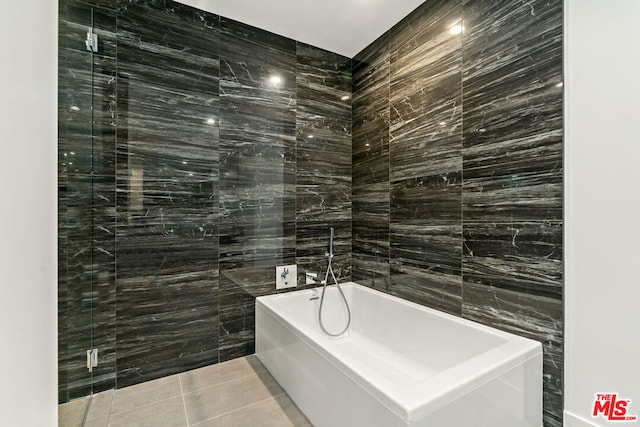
[256,281,542,423]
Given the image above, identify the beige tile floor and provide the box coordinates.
[58,356,312,427]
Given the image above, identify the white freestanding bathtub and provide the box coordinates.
[255,282,542,427]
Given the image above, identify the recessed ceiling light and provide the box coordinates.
[308,135,314,139]
[438,121,447,127]
[341,95,350,101]
[556,82,564,87]
[270,75,282,85]
[206,118,215,125]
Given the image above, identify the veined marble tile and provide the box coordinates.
[353,32,390,187]
[218,19,296,273]
[390,173,462,223]
[462,282,563,427]
[353,31,390,108]
[389,222,462,315]
[220,17,296,76]
[462,0,563,223]
[390,0,462,51]
[114,0,220,389]
[218,266,278,362]
[463,221,563,299]
[352,30,389,286]
[352,183,390,288]
[295,44,352,285]
[217,17,298,361]
[389,0,462,183]
[296,42,351,122]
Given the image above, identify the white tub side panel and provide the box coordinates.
[411,353,542,427]
[256,306,405,427]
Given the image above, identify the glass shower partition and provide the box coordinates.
[58,0,117,403]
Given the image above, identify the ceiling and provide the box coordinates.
[176,0,427,58]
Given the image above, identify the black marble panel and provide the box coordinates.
[462,283,563,427]
[352,32,390,187]
[217,18,297,358]
[296,43,352,285]
[389,222,462,315]
[389,0,463,182]
[59,0,359,402]
[463,221,563,298]
[114,0,220,388]
[58,167,69,402]
[351,0,564,424]
[390,173,462,223]
[462,0,563,222]
[218,266,283,362]
[218,18,297,271]
[351,183,389,287]
[352,32,390,287]
[462,221,563,426]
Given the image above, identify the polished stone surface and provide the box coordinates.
[59,0,353,401]
[388,0,463,316]
[462,0,564,223]
[295,42,352,287]
[351,0,563,425]
[352,32,390,287]
[461,1,563,424]
[114,0,221,388]
[60,1,564,424]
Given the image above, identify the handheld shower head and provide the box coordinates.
[328,227,334,258]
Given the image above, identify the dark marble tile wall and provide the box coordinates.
[461,1,564,424]
[351,0,563,425]
[352,32,390,290]
[217,17,298,362]
[114,0,221,389]
[59,0,352,402]
[388,0,464,316]
[295,43,352,285]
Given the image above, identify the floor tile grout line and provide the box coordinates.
[108,391,183,418]
[105,389,115,426]
[193,391,288,426]
[178,375,191,427]
[180,368,268,397]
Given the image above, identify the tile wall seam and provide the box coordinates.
[216,12,222,366]
[215,12,221,367]
[386,29,391,288]
[460,0,465,317]
[294,40,298,282]
[114,1,120,392]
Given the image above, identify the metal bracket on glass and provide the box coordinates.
[85,28,98,53]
